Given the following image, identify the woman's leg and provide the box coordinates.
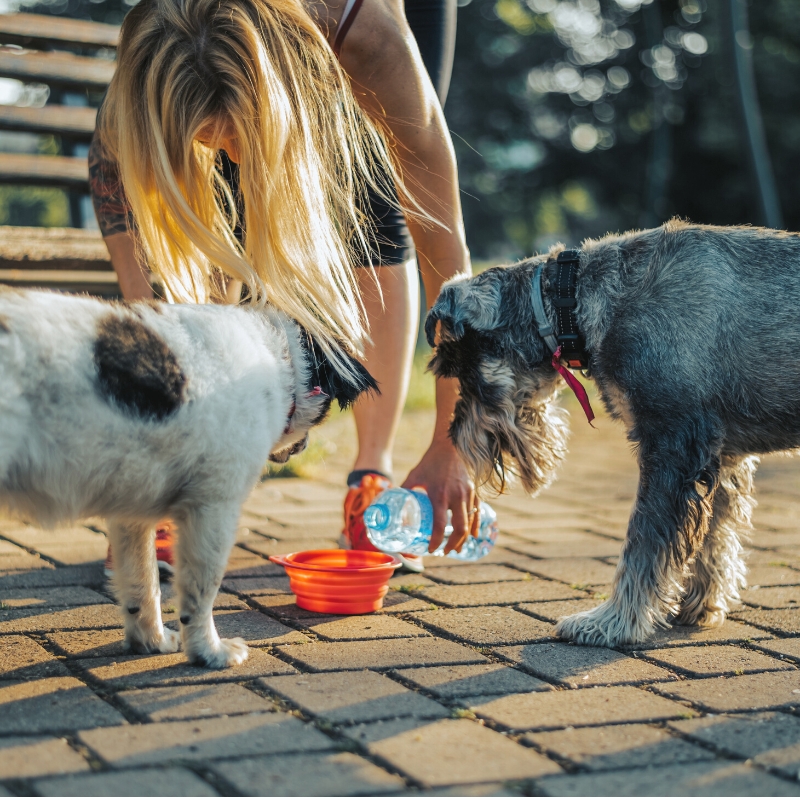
[351,261,419,477]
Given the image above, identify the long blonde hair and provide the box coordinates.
[100,0,398,370]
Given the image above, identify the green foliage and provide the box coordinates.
[404,348,436,412]
[450,0,800,260]
[0,187,69,227]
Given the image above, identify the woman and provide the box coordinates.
[90,0,475,573]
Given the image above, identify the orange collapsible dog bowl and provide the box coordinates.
[269,549,402,614]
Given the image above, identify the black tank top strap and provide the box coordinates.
[332,0,365,57]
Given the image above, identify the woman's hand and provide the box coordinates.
[402,435,479,554]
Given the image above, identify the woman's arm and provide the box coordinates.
[338,0,477,552]
[88,131,154,300]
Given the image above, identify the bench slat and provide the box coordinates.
[0,14,119,49]
[0,226,110,271]
[0,104,96,138]
[0,49,114,90]
[0,268,117,282]
[0,153,88,189]
[0,268,120,297]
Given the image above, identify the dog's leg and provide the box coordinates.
[173,502,246,669]
[555,425,720,647]
[107,520,180,655]
[676,455,757,627]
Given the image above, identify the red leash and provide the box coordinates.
[552,345,595,426]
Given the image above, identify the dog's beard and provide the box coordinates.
[451,389,569,496]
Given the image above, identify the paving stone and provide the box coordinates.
[395,663,550,699]
[0,539,52,571]
[397,782,526,796]
[276,638,488,671]
[0,736,89,779]
[505,538,623,560]
[250,594,336,621]
[79,712,332,765]
[159,588,247,611]
[261,670,447,723]
[741,585,800,608]
[525,723,711,771]
[639,644,790,677]
[534,760,798,796]
[414,580,585,608]
[746,563,800,587]
[670,711,800,778]
[300,614,429,641]
[224,551,283,578]
[0,586,109,608]
[618,620,773,649]
[517,598,603,622]
[495,643,674,687]
[34,767,219,796]
[0,604,121,633]
[367,718,560,787]
[0,634,69,679]
[0,565,103,589]
[731,608,800,636]
[423,564,531,585]
[245,537,339,556]
[411,607,554,646]
[475,686,692,731]
[496,523,605,540]
[45,629,126,659]
[0,524,105,549]
[77,648,297,688]
[197,609,308,646]
[212,751,405,796]
[752,637,800,663]
[0,677,125,733]
[389,575,438,591]
[654,670,800,712]
[380,591,437,613]
[117,683,275,721]
[220,576,292,595]
[262,524,344,542]
[515,557,617,587]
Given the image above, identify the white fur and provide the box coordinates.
[0,288,327,668]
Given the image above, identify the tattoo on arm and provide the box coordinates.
[88,131,136,238]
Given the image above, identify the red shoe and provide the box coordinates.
[340,473,425,573]
[104,525,175,579]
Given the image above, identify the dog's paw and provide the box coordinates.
[125,626,181,655]
[188,637,249,669]
[674,607,726,628]
[555,602,653,647]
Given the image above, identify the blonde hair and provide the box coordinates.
[100,0,399,370]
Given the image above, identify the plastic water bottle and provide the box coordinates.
[363,488,499,561]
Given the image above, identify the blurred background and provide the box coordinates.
[0,0,797,258]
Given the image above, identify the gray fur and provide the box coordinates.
[426,219,800,647]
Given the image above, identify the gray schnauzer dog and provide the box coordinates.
[0,288,375,668]
[426,219,800,647]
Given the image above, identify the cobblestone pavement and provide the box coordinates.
[2,403,800,796]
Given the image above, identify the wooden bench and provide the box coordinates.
[0,12,118,297]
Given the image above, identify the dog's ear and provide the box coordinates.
[301,331,379,411]
[425,282,465,347]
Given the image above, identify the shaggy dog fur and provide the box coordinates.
[426,219,800,647]
[0,288,375,668]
